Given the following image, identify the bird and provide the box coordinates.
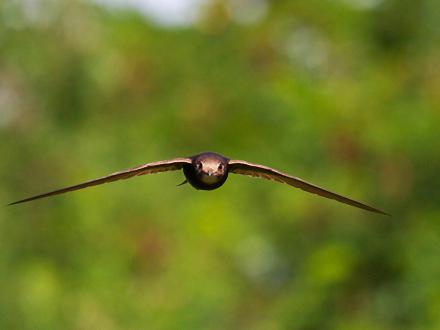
[9,151,389,215]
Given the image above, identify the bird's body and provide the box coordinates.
[183,152,229,190]
[9,151,389,216]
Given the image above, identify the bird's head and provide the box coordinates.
[193,153,228,184]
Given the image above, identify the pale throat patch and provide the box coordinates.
[200,174,221,184]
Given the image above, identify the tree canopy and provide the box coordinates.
[1,1,439,329]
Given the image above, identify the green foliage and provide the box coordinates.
[1,1,439,329]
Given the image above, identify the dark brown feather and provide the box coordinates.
[228,160,389,216]
[9,158,192,205]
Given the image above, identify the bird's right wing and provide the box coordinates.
[228,159,389,216]
[9,158,192,205]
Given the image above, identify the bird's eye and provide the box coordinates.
[196,162,202,169]
[218,164,223,170]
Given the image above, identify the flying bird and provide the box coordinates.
[9,152,389,215]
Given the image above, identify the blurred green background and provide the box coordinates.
[1,0,439,329]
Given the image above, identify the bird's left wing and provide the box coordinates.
[228,159,389,216]
[9,158,192,205]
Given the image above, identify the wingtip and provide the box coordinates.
[373,208,391,217]
[7,197,39,206]
[7,200,23,206]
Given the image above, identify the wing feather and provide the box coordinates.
[9,158,191,205]
[228,160,389,216]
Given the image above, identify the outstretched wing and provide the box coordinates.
[9,158,192,205]
[228,160,389,216]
